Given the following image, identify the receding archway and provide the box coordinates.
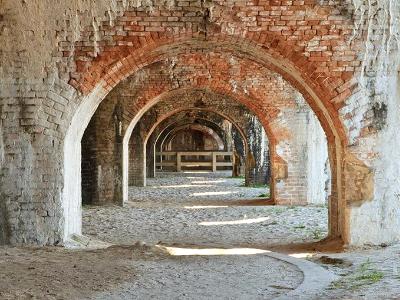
[64,38,350,245]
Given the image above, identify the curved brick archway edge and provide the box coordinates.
[161,124,225,151]
[71,35,350,144]
[140,106,261,186]
[125,87,278,201]
[148,111,249,154]
[64,36,353,243]
[144,107,250,151]
[140,111,251,184]
[158,122,230,153]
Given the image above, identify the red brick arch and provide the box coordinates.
[71,33,353,144]
[155,118,241,152]
[122,84,292,207]
[161,123,225,151]
[143,108,252,177]
[65,34,354,242]
[144,107,250,152]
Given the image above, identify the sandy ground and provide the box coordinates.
[84,171,328,246]
[0,244,151,300]
[311,244,400,299]
[0,244,303,300]
[1,172,400,299]
[83,204,328,247]
[91,253,302,300]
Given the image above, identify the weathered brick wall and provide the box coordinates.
[128,125,146,187]
[86,78,326,205]
[0,0,398,246]
[81,118,98,205]
[338,1,400,245]
[133,87,314,202]
[275,97,330,205]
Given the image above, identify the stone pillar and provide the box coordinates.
[146,136,156,178]
[246,117,270,186]
[273,107,328,206]
[306,111,330,205]
[274,119,309,206]
[128,125,146,187]
[81,103,123,205]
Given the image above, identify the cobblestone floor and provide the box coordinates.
[84,171,328,246]
[129,171,271,205]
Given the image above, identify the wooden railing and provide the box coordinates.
[156,151,233,172]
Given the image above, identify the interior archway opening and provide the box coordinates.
[79,82,331,249]
[60,38,342,250]
[124,106,272,210]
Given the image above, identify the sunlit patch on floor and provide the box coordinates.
[191,180,227,184]
[153,184,213,189]
[158,246,270,256]
[199,217,270,226]
[184,205,229,209]
[289,253,313,259]
[191,191,238,196]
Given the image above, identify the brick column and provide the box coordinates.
[146,136,156,178]
[128,125,146,187]
[81,104,123,205]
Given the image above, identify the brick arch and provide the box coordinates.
[72,35,350,145]
[150,111,249,174]
[64,36,353,242]
[149,110,248,152]
[140,110,250,181]
[144,107,250,152]
[152,115,239,150]
[126,96,256,189]
[121,86,279,197]
[161,123,226,151]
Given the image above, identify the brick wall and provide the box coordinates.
[128,125,146,186]
[2,0,398,246]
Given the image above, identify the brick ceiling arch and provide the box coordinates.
[161,123,226,151]
[63,2,366,244]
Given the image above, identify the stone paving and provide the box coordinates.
[129,171,271,205]
[84,171,328,246]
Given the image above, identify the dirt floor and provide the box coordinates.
[1,172,400,299]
